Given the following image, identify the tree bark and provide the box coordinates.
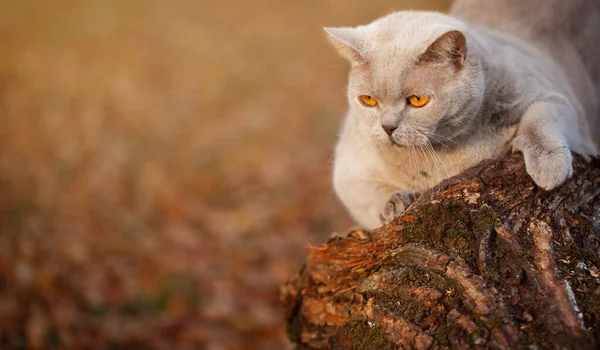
[281,154,600,349]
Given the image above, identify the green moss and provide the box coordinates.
[433,321,467,347]
[582,292,600,329]
[380,266,461,296]
[329,322,396,350]
[349,323,397,350]
[401,203,499,265]
[375,289,427,322]
[520,249,535,263]
[470,205,500,233]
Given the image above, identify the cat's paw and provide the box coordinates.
[380,190,418,225]
[512,135,573,190]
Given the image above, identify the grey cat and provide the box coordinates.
[326,0,600,230]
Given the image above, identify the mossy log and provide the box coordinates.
[281,154,600,349]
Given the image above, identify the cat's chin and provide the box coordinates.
[389,140,429,151]
[379,135,426,150]
[386,136,409,147]
[389,140,411,149]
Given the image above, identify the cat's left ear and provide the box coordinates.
[323,27,365,65]
[418,30,467,68]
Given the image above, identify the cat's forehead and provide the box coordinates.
[352,12,464,96]
[360,37,421,94]
[360,11,464,57]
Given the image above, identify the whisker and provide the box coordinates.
[426,140,451,193]
[426,133,453,151]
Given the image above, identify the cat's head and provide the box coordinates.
[325,12,484,149]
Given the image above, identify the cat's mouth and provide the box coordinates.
[389,139,412,149]
[388,128,434,149]
[389,137,432,150]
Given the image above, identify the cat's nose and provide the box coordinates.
[382,124,397,136]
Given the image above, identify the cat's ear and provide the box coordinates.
[323,27,365,65]
[418,30,467,68]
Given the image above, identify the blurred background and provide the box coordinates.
[0,0,449,349]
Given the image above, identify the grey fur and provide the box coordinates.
[326,2,600,230]
[452,0,600,145]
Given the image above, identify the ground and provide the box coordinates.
[0,1,448,349]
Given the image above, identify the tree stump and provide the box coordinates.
[281,154,600,349]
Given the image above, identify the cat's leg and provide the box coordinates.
[334,176,395,231]
[334,174,417,230]
[512,96,588,190]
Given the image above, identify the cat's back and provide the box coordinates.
[450,0,600,58]
[451,0,600,142]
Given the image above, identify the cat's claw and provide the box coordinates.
[380,190,418,225]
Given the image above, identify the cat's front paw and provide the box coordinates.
[512,135,573,190]
[380,190,418,225]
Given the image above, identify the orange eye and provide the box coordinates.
[359,95,378,107]
[408,95,429,108]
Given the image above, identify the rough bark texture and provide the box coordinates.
[281,154,600,349]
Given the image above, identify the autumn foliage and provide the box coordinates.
[0,1,450,349]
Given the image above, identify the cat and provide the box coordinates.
[326,0,600,230]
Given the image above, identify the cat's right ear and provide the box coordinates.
[323,27,365,65]
[418,30,467,68]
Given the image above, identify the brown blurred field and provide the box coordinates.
[0,1,449,349]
